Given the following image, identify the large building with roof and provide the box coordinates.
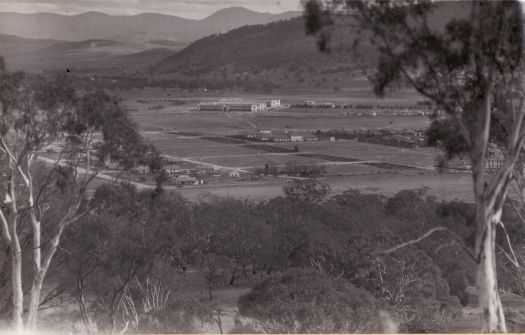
[197,99,280,112]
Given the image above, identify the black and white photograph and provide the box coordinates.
[0,0,525,333]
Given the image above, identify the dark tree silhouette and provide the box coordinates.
[304,1,524,331]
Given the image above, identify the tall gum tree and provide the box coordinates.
[304,0,524,332]
[0,64,162,332]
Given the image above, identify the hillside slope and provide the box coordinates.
[153,17,370,76]
[150,1,487,92]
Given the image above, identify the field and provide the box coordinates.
[142,133,258,157]
[173,172,474,202]
[141,130,438,169]
[248,114,430,131]
[133,112,248,135]
[132,110,430,134]
[124,92,475,203]
[274,140,439,167]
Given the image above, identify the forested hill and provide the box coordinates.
[151,1,477,87]
[152,17,373,77]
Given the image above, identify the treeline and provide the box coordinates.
[2,180,523,333]
[72,74,280,93]
[314,129,427,148]
[254,162,326,178]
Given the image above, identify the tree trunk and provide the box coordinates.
[10,236,23,332]
[229,268,237,286]
[476,210,507,332]
[7,173,23,332]
[77,279,91,334]
[207,278,213,300]
[214,311,223,334]
[26,274,44,329]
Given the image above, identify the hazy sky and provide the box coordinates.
[0,0,303,18]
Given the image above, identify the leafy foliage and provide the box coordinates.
[239,268,384,333]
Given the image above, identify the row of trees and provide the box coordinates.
[3,178,524,332]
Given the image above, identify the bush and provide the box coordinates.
[239,268,386,333]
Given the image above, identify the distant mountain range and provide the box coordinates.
[0,14,370,88]
[0,2,475,83]
[0,33,182,72]
[0,8,301,42]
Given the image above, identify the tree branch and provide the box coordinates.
[498,220,520,268]
[0,206,12,243]
[0,135,30,186]
[376,226,476,261]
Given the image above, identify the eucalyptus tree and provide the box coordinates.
[0,65,161,331]
[304,0,524,332]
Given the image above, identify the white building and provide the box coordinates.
[105,158,121,170]
[265,100,281,108]
[290,134,304,142]
[197,98,279,112]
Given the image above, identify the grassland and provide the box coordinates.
[248,114,430,131]
[274,140,439,167]
[132,110,430,134]
[123,91,476,203]
[173,172,474,202]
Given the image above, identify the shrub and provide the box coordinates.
[239,268,386,333]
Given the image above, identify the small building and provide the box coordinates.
[271,134,291,142]
[175,174,198,185]
[305,100,316,106]
[265,100,281,108]
[321,102,336,108]
[485,147,505,172]
[272,129,289,135]
[165,164,183,174]
[290,133,304,142]
[133,165,150,174]
[244,129,259,139]
[486,159,503,171]
[304,134,318,141]
[197,102,225,112]
[196,165,215,174]
[105,158,120,170]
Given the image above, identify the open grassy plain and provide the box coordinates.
[247,114,430,131]
[174,172,474,202]
[132,109,430,134]
[123,90,476,203]
[275,139,440,167]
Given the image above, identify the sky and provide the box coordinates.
[0,0,303,18]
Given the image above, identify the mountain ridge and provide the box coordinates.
[0,8,302,42]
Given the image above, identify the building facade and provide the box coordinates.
[198,99,279,112]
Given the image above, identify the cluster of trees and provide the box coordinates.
[254,162,326,178]
[4,175,525,332]
[305,0,525,331]
[357,130,426,149]
[0,60,164,332]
